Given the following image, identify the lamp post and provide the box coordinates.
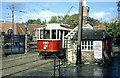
[11,3,14,34]
[25,23,28,54]
[76,0,83,65]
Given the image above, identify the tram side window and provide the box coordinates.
[52,30,56,39]
[37,30,39,39]
[45,30,50,39]
[57,30,60,39]
[40,30,44,39]
[60,30,63,39]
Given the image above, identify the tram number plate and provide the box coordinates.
[43,41,48,44]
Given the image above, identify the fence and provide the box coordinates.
[3,35,25,55]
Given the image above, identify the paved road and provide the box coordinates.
[59,45,120,77]
[61,53,120,77]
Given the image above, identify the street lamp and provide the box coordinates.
[24,23,28,54]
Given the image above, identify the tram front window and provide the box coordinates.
[40,30,50,39]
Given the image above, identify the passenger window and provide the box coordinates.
[52,30,56,39]
[40,30,50,39]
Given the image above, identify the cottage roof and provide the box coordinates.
[82,29,104,40]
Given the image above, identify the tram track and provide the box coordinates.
[1,53,39,70]
[2,52,38,63]
[2,59,54,77]
[2,57,40,70]
[1,52,57,77]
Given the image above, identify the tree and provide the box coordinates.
[117,1,120,12]
[49,16,58,23]
[65,14,79,27]
[49,16,64,23]
[105,21,120,38]
[41,19,47,25]
[105,1,120,39]
[49,14,100,28]
[88,17,100,26]
[117,1,120,21]
[27,19,42,24]
[36,19,41,24]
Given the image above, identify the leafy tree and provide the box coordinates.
[27,19,41,24]
[49,14,100,28]
[49,16,64,23]
[105,21,120,38]
[36,19,41,24]
[65,14,79,27]
[88,17,100,26]
[41,19,47,25]
[117,1,120,12]
[117,1,120,22]
[104,1,120,39]
[49,16,58,23]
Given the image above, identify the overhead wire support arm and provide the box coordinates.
[63,6,74,24]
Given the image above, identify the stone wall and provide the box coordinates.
[81,51,94,63]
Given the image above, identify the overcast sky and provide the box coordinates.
[0,0,118,23]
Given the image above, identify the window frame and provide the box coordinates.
[81,40,93,51]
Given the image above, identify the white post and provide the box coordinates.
[62,31,65,48]
[59,30,61,39]
[50,29,52,39]
[25,32,27,54]
[39,29,40,39]
[86,41,88,50]
[25,23,28,54]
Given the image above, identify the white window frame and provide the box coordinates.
[81,41,93,51]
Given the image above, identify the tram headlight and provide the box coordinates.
[43,45,48,50]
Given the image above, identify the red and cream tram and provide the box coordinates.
[36,23,71,58]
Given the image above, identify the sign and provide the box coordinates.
[93,41,102,59]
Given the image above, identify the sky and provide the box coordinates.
[0,0,118,23]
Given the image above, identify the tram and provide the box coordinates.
[36,23,71,59]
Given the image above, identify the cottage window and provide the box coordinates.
[81,41,93,51]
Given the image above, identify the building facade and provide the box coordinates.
[0,22,44,36]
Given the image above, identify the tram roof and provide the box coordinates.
[37,23,72,31]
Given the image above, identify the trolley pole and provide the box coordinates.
[76,0,83,65]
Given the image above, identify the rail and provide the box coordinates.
[53,54,65,78]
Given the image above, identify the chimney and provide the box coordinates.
[82,0,89,26]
